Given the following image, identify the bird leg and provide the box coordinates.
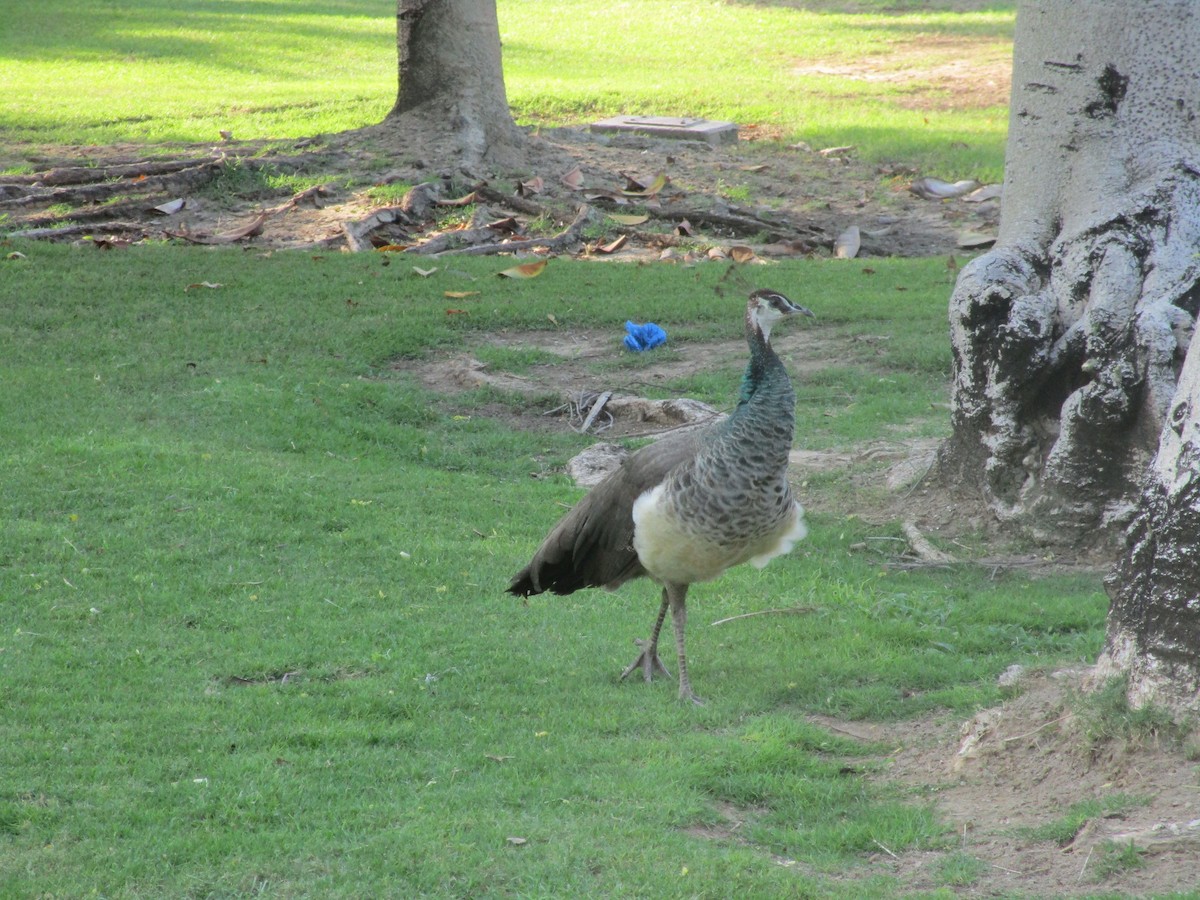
[667,583,703,705]
[619,590,672,684]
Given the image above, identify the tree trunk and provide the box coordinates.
[388,0,525,169]
[937,0,1200,546]
[1096,323,1200,714]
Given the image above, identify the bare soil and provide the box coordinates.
[8,39,1196,897]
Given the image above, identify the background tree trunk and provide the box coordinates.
[388,0,525,169]
[937,0,1200,545]
[1096,324,1200,714]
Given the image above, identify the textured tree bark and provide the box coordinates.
[1096,325,1200,713]
[388,0,525,168]
[937,0,1200,545]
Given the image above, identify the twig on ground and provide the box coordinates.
[711,606,817,627]
[901,520,954,563]
[427,204,595,257]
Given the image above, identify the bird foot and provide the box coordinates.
[619,638,672,684]
[678,682,705,706]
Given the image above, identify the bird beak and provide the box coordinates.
[789,302,816,319]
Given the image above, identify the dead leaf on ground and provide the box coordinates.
[730,245,756,263]
[909,177,980,200]
[517,176,543,197]
[436,191,478,207]
[375,244,410,253]
[674,219,694,237]
[93,238,133,250]
[444,291,480,299]
[594,234,627,255]
[835,225,861,259]
[607,213,649,226]
[167,209,270,244]
[740,164,770,173]
[506,837,527,846]
[497,260,547,279]
[184,281,223,292]
[818,145,856,157]
[412,266,438,277]
[560,166,584,190]
[486,216,520,234]
[485,754,515,763]
[582,190,629,207]
[621,172,668,197]
[151,198,185,215]
[6,251,28,260]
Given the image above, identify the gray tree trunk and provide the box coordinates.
[388,0,525,168]
[938,0,1200,545]
[1096,323,1200,713]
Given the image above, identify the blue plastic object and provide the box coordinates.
[623,321,667,352]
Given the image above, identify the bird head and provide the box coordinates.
[747,289,814,341]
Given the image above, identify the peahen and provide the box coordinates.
[507,289,813,703]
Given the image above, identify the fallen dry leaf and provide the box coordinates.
[517,176,543,197]
[497,260,548,279]
[560,166,584,190]
[506,837,527,846]
[445,308,469,315]
[546,313,559,326]
[6,251,27,260]
[594,234,627,255]
[444,291,480,299]
[909,177,980,200]
[184,281,223,292]
[486,216,520,234]
[436,191,478,207]
[151,198,185,215]
[730,245,757,263]
[412,266,438,277]
[607,213,649,226]
[622,172,668,197]
[740,164,770,173]
[485,754,515,763]
[706,247,728,260]
[674,219,694,237]
[375,244,409,253]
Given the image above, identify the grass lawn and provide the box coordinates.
[0,245,1107,896]
[0,0,1013,180]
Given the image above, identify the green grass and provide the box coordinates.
[0,246,1107,896]
[0,0,1013,179]
[1018,794,1149,847]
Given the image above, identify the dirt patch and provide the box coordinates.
[793,34,1012,111]
[837,669,1200,896]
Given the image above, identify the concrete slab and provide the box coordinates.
[590,115,738,145]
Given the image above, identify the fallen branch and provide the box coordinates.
[166,185,323,245]
[3,155,221,187]
[901,520,954,564]
[473,184,547,217]
[341,182,444,251]
[1,162,219,209]
[428,204,595,258]
[6,221,149,240]
[168,209,272,245]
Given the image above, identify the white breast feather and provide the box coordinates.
[632,487,805,585]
